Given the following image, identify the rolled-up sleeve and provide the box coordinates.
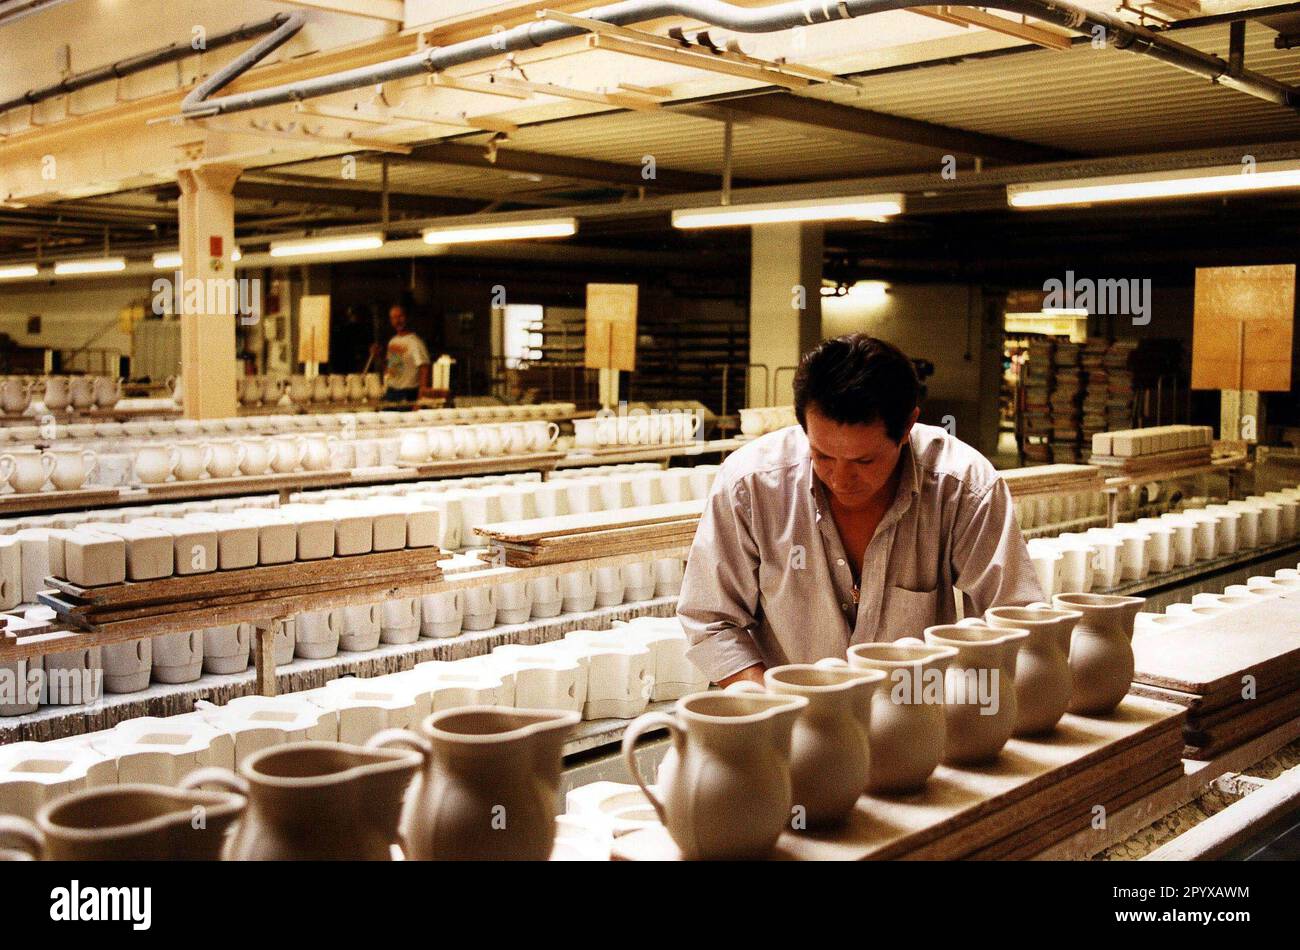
[949,478,1045,614]
[677,475,766,683]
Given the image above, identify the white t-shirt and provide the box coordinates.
[385,332,430,389]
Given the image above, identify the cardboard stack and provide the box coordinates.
[1049,342,1083,463]
[1022,339,1055,463]
[1104,340,1138,431]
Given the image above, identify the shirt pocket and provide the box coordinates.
[879,584,940,641]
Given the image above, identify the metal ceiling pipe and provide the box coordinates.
[179,0,1299,119]
[0,12,299,116]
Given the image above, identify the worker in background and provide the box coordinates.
[677,334,1044,687]
[380,301,431,405]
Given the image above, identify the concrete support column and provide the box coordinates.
[748,223,823,407]
[177,164,240,420]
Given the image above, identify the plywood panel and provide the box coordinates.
[584,283,638,372]
[1191,264,1295,392]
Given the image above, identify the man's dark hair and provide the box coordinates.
[793,334,920,443]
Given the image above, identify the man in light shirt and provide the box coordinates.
[381,302,431,404]
[678,334,1044,688]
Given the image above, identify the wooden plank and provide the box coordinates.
[475,500,704,543]
[1193,264,1296,392]
[45,547,450,605]
[612,696,1186,860]
[0,487,124,515]
[1132,590,1300,696]
[139,469,347,500]
[394,451,564,478]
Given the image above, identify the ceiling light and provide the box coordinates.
[269,233,384,258]
[421,219,577,245]
[152,251,182,269]
[672,194,904,229]
[1007,160,1300,208]
[0,264,39,280]
[53,257,126,275]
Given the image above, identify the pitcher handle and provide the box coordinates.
[179,767,249,796]
[367,728,431,760]
[620,711,682,828]
[0,815,43,860]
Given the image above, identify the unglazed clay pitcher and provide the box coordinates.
[1053,592,1145,715]
[985,604,1082,735]
[924,622,1028,765]
[374,706,579,861]
[622,690,808,860]
[761,664,885,829]
[212,741,422,860]
[0,777,245,860]
[842,640,956,794]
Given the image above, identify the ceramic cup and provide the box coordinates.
[0,450,56,494]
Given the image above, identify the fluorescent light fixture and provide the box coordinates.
[1042,308,1089,317]
[231,247,242,262]
[672,194,904,229]
[152,251,182,269]
[1008,160,1300,208]
[53,257,126,275]
[0,264,39,280]
[269,233,384,258]
[422,218,577,244]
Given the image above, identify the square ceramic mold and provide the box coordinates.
[304,678,427,746]
[94,714,234,786]
[558,633,654,720]
[404,661,510,711]
[273,504,338,560]
[0,741,116,820]
[610,618,710,701]
[60,529,126,587]
[228,510,297,564]
[129,517,218,575]
[81,523,175,581]
[0,535,19,610]
[180,513,259,570]
[194,695,338,765]
[315,503,373,556]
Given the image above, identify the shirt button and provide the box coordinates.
[837,558,845,566]
[841,603,850,610]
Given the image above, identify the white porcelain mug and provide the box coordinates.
[68,376,96,409]
[529,576,563,619]
[462,587,496,631]
[494,579,533,625]
[43,376,71,411]
[0,449,57,493]
[594,565,625,607]
[525,421,561,452]
[295,608,342,660]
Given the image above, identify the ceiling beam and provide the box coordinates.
[399,141,730,192]
[231,180,487,216]
[681,93,1075,165]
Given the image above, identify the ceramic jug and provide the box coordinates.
[985,604,1082,735]
[0,377,32,413]
[238,376,262,405]
[346,374,366,401]
[68,376,95,409]
[837,640,956,794]
[93,376,121,408]
[622,690,807,860]
[752,664,885,829]
[1052,592,1145,715]
[287,375,312,404]
[374,706,580,861]
[0,777,245,860]
[43,376,70,412]
[46,447,97,491]
[0,449,56,493]
[311,375,331,403]
[923,623,1028,765]
[204,741,421,860]
[328,374,348,402]
[364,374,384,401]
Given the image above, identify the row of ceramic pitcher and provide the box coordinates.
[572,410,702,449]
[618,592,1145,860]
[0,375,121,414]
[239,373,384,406]
[0,404,578,447]
[0,705,582,860]
[1026,486,1300,594]
[0,620,710,858]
